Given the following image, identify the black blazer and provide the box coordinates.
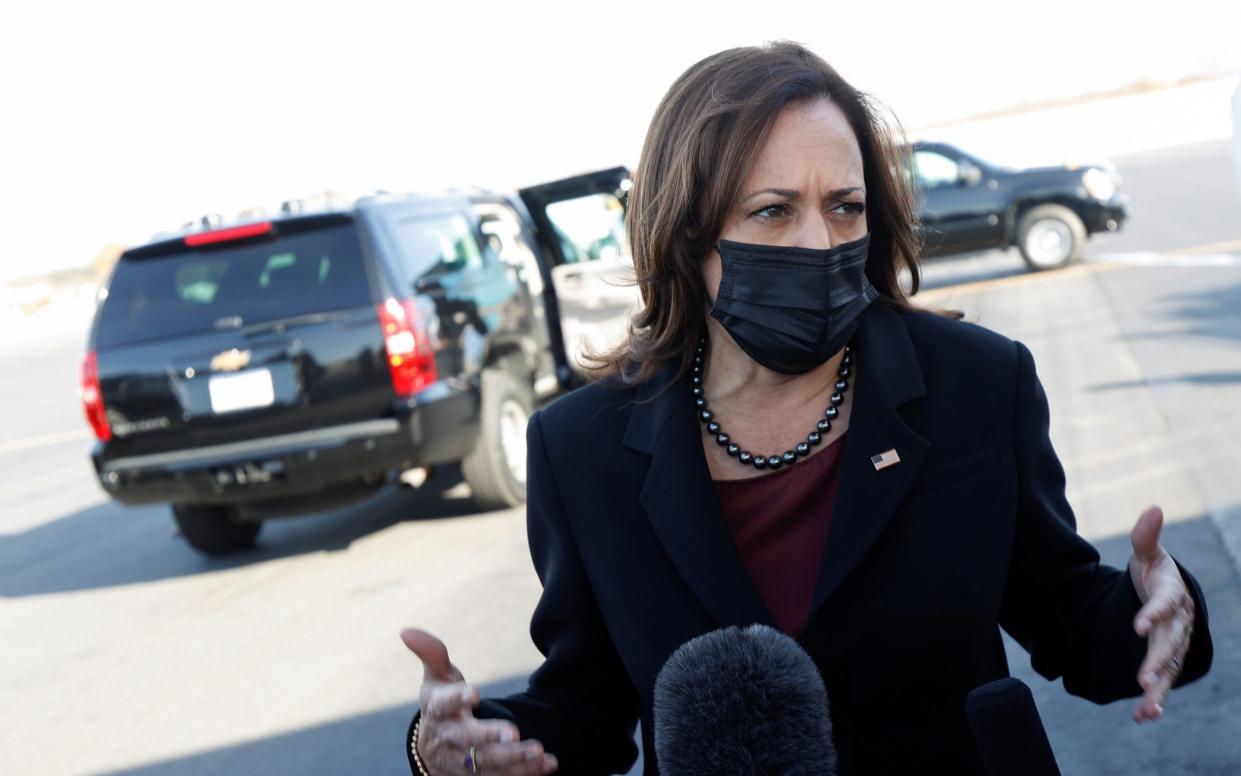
[408,301,1212,775]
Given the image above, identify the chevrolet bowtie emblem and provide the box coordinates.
[210,348,251,373]
[870,448,901,471]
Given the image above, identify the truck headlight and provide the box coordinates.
[1082,168,1116,201]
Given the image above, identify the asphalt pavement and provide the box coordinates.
[2,139,1239,775]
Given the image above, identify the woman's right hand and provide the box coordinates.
[401,629,559,775]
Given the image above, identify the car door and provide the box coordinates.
[380,204,518,379]
[518,167,637,381]
[913,146,1006,256]
[473,201,560,398]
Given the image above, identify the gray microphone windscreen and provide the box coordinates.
[653,624,836,775]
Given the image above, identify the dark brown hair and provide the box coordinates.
[589,41,936,385]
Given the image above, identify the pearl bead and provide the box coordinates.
[691,375,702,386]
[699,409,713,422]
[767,455,783,469]
[706,420,720,434]
[695,397,707,409]
[739,451,753,464]
[727,443,740,457]
[807,432,822,445]
[716,433,729,446]
[753,456,768,469]
[692,386,704,397]
[825,406,839,419]
[835,379,847,392]
[830,392,843,405]
[817,419,831,432]
[795,442,810,456]
[838,366,850,378]
[782,451,797,464]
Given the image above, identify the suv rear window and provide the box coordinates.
[97,223,372,348]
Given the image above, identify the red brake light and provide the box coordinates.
[81,351,112,442]
[184,221,273,247]
[377,298,437,396]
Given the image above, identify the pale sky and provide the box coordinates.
[2,0,1238,283]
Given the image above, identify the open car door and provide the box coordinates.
[518,167,638,384]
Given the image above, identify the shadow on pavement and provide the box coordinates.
[916,249,1028,291]
[0,466,494,598]
[94,675,645,776]
[1087,370,1241,392]
[1118,277,1241,345]
[83,514,1241,776]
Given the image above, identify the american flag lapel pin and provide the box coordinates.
[870,448,901,471]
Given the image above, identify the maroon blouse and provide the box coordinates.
[712,434,847,637]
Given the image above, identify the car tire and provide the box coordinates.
[172,504,262,554]
[1016,204,1086,271]
[462,366,533,511]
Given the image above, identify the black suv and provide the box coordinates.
[912,141,1129,271]
[83,168,636,554]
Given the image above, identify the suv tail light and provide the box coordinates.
[377,298,437,396]
[81,351,112,442]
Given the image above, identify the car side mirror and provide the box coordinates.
[958,160,983,187]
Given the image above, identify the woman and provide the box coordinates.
[402,42,1213,775]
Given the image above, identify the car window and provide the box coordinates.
[477,206,544,295]
[543,193,629,265]
[96,223,372,348]
[388,213,485,287]
[913,150,960,188]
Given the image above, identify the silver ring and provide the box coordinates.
[465,745,479,774]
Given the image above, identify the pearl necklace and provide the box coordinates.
[691,337,853,471]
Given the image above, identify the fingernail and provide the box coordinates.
[1144,672,1158,686]
[1154,703,1164,717]
[501,728,517,742]
[526,748,541,761]
[1137,618,1150,633]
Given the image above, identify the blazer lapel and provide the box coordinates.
[809,303,930,617]
[623,364,773,629]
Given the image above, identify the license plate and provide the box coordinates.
[208,369,275,414]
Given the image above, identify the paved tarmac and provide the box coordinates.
[1,139,1239,775]
[922,258,1241,774]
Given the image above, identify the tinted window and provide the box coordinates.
[97,223,372,348]
[388,213,484,289]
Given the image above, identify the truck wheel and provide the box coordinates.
[172,504,261,554]
[462,367,533,511]
[1016,204,1086,271]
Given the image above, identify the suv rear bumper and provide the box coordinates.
[93,383,479,507]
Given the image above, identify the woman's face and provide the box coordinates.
[703,97,868,301]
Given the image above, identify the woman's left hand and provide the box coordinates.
[1128,505,1195,723]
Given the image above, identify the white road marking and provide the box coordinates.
[1090,252,1240,267]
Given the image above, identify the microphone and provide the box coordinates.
[653,624,836,776]
[964,677,1061,776]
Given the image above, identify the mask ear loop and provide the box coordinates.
[706,243,725,310]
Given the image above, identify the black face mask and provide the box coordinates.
[708,234,878,375]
